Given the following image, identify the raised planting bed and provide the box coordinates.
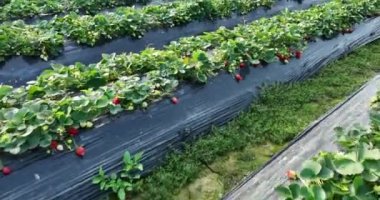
[135,40,380,199]
[0,0,377,156]
[0,0,328,86]
[0,4,379,200]
[0,0,278,62]
[0,0,151,22]
[224,75,380,200]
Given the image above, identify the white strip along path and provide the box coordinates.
[225,75,380,200]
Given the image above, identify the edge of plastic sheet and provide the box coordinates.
[0,0,327,87]
[0,16,379,200]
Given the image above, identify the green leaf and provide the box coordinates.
[196,72,208,83]
[110,105,123,115]
[0,85,12,99]
[117,189,126,200]
[363,160,380,172]
[136,163,143,171]
[362,170,378,182]
[300,168,317,180]
[96,96,109,108]
[334,159,364,175]
[92,176,102,184]
[26,134,40,149]
[364,149,380,160]
[275,185,292,198]
[357,143,366,162]
[289,183,301,198]
[28,85,45,98]
[39,134,52,148]
[4,108,18,120]
[300,186,314,200]
[99,167,105,176]
[123,151,131,163]
[9,146,21,155]
[311,185,326,200]
[302,160,322,175]
[299,160,322,180]
[318,166,334,180]
[21,125,35,137]
[111,173,117,180]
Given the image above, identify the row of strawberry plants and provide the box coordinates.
[0,0,378,155]
[0,70,179,155]
[1,0,377,109]
[0,0,150,22]
[47,0,275,45]
[0,0,275,61]
[277,95,380,200]
[0,20,63,62]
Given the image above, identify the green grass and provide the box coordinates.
[137,39,380,200]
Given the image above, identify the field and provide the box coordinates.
[0,0,379,200]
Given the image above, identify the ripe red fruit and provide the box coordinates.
[343,28,353,34]
[239,62,246,68]
[276,53,284,60]
[50,140,58,150]
[171,97,179,105]
[286,170,297,180]
[112,97,121,105]
[2,166,11,176]
[277,54,290,63]
[295,51,302,59]
[75,146,86,157]
[235,74,243,81]
[67,127,79,136]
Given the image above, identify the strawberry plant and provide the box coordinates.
[49,0,276,46]
[0,0,150,22]
[3,0,374,106]
[2,0,376,60]
[92,151,143,200]
[276,96,380,200]
[0,0,277,60]
[0,0,379,156]
[0,72,178,154]
[0,20,63,62]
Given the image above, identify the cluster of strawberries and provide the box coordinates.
[224,50,303,83]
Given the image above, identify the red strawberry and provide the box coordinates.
[342,28,353,34]
[171,97,179,105]
[286,170,297,180]
[239,62,246,68]
[235,74,243,81]
[67,127,79,136]
[276,53,284,60]
[277,54,290,64]
[75,146,86,157]
[295,51,302,59]
[112,97,121,105]
[224,60,229,67]
[2,166,11,176]
[50,140,58,150]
